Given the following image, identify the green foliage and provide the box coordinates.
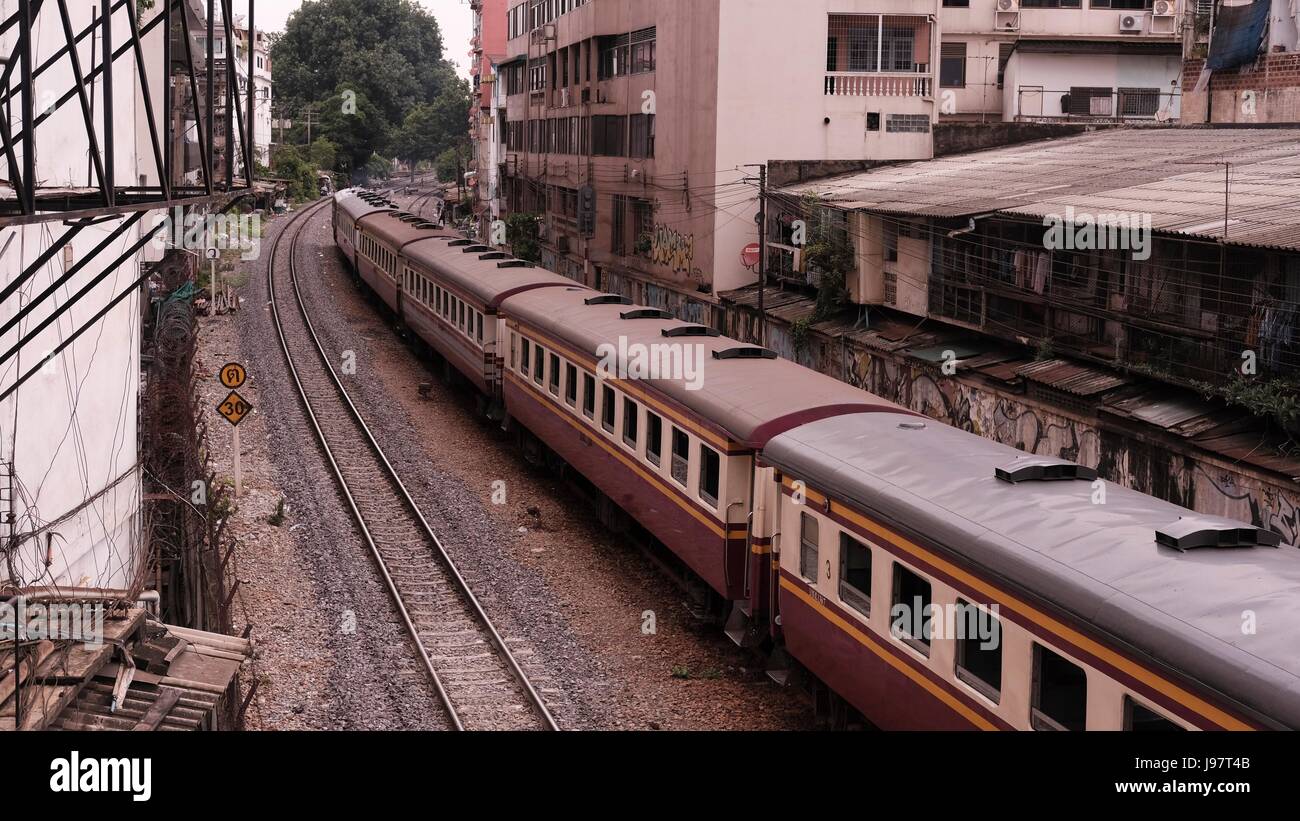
[789,196,854,352]
[1193,376,1300,436]
[435,144,471,185]
[363,152,393,181]
[270,144,318,202]
[307,138,340,173]
[311,86,392,172]
[395,81,473,167]
[505,212,542,263]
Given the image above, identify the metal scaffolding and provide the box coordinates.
[0,0,257,227]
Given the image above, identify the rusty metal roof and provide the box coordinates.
[781,127,1300,251]
[1016,358,1131,396]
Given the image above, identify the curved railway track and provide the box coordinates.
[267,199,560,731]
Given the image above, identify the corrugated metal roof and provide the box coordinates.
[781,127,1300,250]
[1016,358,1131,396]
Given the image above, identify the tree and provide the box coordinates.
[311,86,392,172]
[435,144,470,186]
[271,144,317,202]
[308,138,339,173]
[271,0,456,130]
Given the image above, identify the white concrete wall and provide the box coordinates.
[1003,50,1183,118]
[0,1,148,592]
[712,0,939,293]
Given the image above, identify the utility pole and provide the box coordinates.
[744,163,768,346]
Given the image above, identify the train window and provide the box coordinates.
[1124,697,1183,732]
[459,301,467,331]
[623,398,639,448]
[564,364,578,406]
[1031,645,1088,731]
[521,339,531,375]
[477,313,484,343]
[533,345,545,385]
[891,564,932,654]
[955,599,1002,703]
[699,445,720,507]
[670,428,689,486]
[646,412,663,466]
[838,533,871,617]
[511,333,518,369]
[799,514,819,583]
[548,353,560,394]
[582,373,596,418]
[601,385,616,432]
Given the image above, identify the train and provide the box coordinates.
[333,187,1300,731]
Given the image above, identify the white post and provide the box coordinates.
[233,425,242,498]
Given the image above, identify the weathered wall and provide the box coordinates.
[724,302,1300,547]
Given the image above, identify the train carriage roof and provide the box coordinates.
[334,189,392,223]
[763,411,1300,728]
[404,239,581,310]
[359,208,448,249]
[502,287,908,448]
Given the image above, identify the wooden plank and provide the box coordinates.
[132,687,181,731]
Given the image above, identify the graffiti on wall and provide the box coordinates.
[650,224,695,275]
[834,336,1299,547]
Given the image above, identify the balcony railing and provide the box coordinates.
[825,72,932,97]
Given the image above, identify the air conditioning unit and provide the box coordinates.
[1152,0,1176,16]
[995,0,1021,30]
[1119,14,1143,33]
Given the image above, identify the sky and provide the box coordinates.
[229,0,474,77]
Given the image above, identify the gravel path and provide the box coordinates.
[198,195,813,731]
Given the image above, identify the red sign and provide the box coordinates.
[741,242,761,269]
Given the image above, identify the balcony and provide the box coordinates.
[825,71,931,97]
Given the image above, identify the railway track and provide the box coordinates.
[267,199,560,731]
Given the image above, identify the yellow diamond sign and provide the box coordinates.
[217,390,253,427]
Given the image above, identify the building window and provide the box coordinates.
[582,373,595,418]
[1119,87,1161,117]
[1092,0,1153,7]
[592,115,627,157]
[940,42,966,88]
[886,113,931,133]
[997,43,1014,89]
[629,114,655,159]
[533,344,545,385]
[564,363,578,406]
[1031,645,1088,731]
[1067,86,1114,117]
[891,564,932,653]
[698,445,720,507]
[838,533,871,616]
[799,513,819,583]
[955,600,1002,702]
[601,385,616,432]
[670,427,689,485]
[623,397,639,448]
[646,411,663,466]
[548,353,560,394]
[1022,0,1081,6]
[1124,697,1183,732]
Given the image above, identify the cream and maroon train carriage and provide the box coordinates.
[762,413,1300,730]
[333,191,1300,730]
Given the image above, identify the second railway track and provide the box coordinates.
[268,198,560,731]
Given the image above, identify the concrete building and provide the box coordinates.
[939,0,1184,123]
[471,0,510,235]
[498,0,940,326]
[200,10,274,169]
[1182,0,1300,124]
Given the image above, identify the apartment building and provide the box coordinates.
[497,0,940,326]
[1182,0,1300,124]
[940,0,1184,122]
[471,0,510,234]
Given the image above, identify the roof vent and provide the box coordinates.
[460,245,492,253]
[398,214,423,223]
[415,222,439,229]
[584,294,634,306]
[478,251,509,260]
[995,456,1098,484]
[447,239,474,247]
[898,421,927,431]
[497,260,533,269]
[712,346,778,361]
[620,309,673,320]
[1156,517,1282,551]
[662,326,721,338]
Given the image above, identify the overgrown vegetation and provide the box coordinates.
[505,212,542,263]
[1192,375,1300,438]
[788,195,854,352]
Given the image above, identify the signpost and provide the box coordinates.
[217,363,251,497]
